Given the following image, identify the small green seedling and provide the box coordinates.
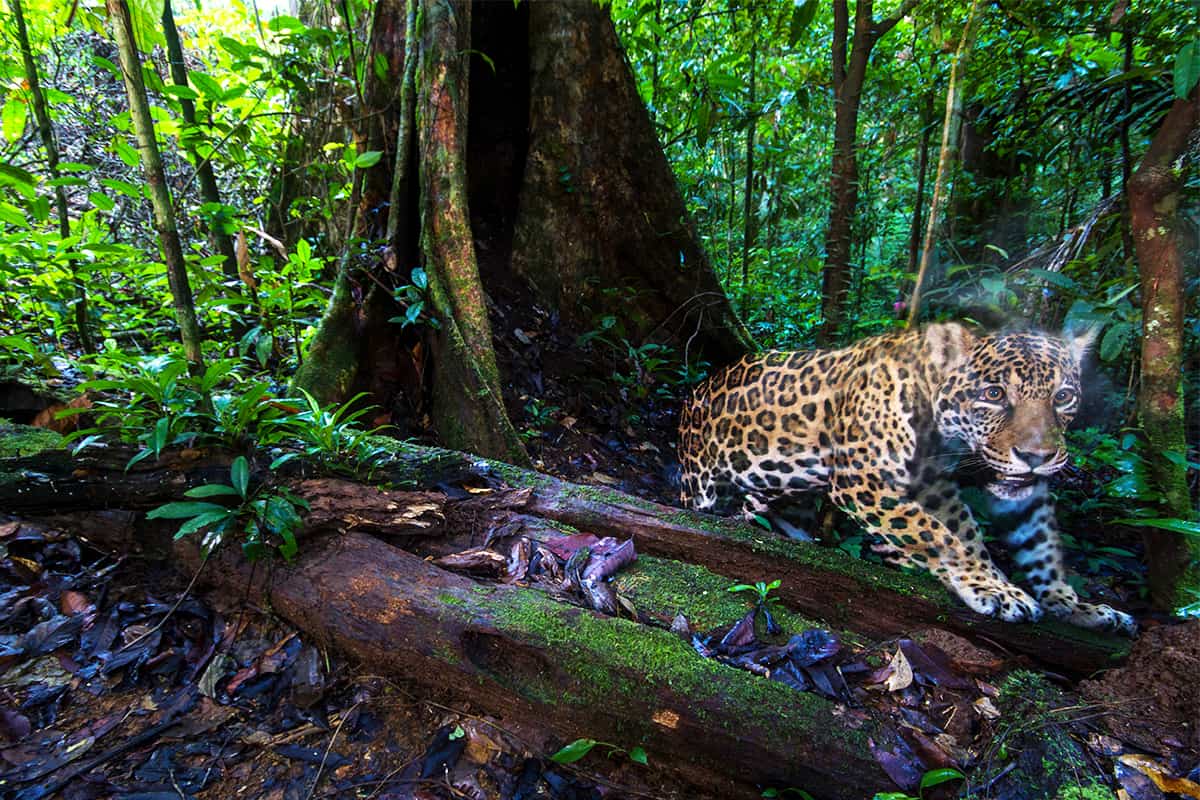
[549,738,647,766]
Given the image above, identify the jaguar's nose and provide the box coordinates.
[1013,448,1058,470]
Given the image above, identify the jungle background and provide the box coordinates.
[0,0,1198,797]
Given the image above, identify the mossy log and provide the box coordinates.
[1,432,1129,678]
[6,479,889,796]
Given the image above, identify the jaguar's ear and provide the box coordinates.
[923,322,977,374]
[1064,324,1099,365]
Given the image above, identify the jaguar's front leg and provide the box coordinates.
[993,484,1138,636]
[830,482,1041,623]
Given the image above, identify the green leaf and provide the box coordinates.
[147,501,230,519]
[549,739,598,764]
[113,139,140,168]
[1174,40,1200,99]
[1026,267,1079,292]
[270,452,301,470]
[1112,518,1200,537]
[99,177,142,198]
[0,202,27,227]
[787,0,818,46]
[162,84,199,100]
[188,71,223,100]
[174,509,235,538]
[1099,321,1130,362]
[185,483,240,498]
[727,584,756,594]
[152,416,170,454]
[354,150,383,168]
[0,164,37,197]
[255,330,273,366]
[129,0,166,51]
[628,746,647,765]
[89,192,116,212]
[1,98,28,142]
[411,267,428,289]
[231,456,250,498]
[919,767,965,792]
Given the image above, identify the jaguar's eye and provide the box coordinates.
[979,386,1006,404]
[1054,387,1077,406]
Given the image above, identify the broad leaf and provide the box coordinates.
[230,456,250,498]
[147,501,229,520]
[549,739,598,764]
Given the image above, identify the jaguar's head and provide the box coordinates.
[924,322,1095,501]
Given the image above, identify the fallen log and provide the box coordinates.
[1,427,1136,797]
[0,432,1130,675]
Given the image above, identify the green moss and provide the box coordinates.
[615,555,849,640]
[986,669,1110,799]
[1055,783,1117,800]
[0,423,65,459]
[437,591,467,607]
[482,588,870,746]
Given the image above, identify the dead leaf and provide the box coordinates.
[884,646,914,692]
[60,590,94,617]
[1118,754,1200,799]
[973,696,1001,720]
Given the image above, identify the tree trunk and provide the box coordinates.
[294,0,750,459]
[905,52,938,282]
[161,0,240,292]
[1129,86,1199,611]
[741,11,758,306]
[907,0,979,326]
[13,0,94,354]
[418,0,528,463]
[818,0,918,345]
[511,1,751,362]
[107,0,204,369]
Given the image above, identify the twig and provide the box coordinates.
[119,553,209,652]
[304,700,361,800]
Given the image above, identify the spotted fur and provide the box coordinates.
[678,323,1136,635]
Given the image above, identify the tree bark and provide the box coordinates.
[417,0,528,464]
[107,0,204,369]
[818,0,918,345]
[13,0,94,354]
[511,1,752,363]
[1129,86,1199,610]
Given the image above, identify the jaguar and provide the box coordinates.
[678,322,1136,634]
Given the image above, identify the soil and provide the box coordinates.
[1080,620,1200,761]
